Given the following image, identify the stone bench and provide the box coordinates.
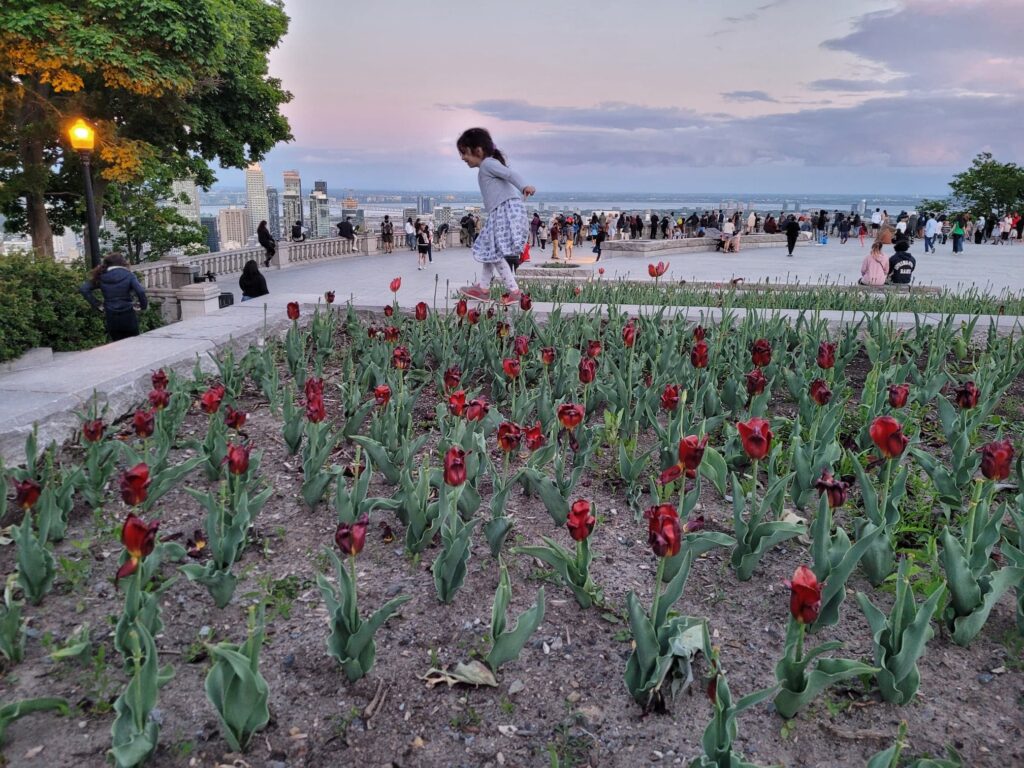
[600,233,810,258]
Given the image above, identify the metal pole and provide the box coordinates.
[80,152,101,269]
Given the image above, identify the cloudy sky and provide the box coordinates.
[216,0,1024,194]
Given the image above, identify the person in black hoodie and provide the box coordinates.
[239,259,269,300]
[887,238,916,285]
[78,253,148,341]
[783,214,800,256]
[257,220,276,267]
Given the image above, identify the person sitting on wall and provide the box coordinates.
[239,259,269,301]
[887,237,916,285]
[290,220,306,242]
[336,217,355,242]
[257,220,276,268]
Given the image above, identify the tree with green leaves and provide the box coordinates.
[0,0,292,259]
[947,153,1024,217]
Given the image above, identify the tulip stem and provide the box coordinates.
[650,555,668,624]
[348,553,359,627]
[750,459,760,505]
[878,459,893,523]
[795,620,805,663]
[964,479,985,561]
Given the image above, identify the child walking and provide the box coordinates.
[457,128,535,301]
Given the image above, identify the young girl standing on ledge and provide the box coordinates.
[456,127,535,301]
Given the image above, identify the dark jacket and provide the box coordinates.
[258,227,276,253]
[784,220,800,239]
[239,270,269,298]
[888,252,916,284]
[337,221,355,239]
[79,266,148,314]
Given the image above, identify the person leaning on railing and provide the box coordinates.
[78,252,149,341]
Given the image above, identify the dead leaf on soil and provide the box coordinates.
[497,724,518,737]
[419,660,498,688]
[24,745,44,758]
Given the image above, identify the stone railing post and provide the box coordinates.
[175,282,223,319]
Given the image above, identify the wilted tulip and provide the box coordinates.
[335,514,369,557]
[809,379,832,406]
[455,299,468,317]
[978,439,1014,481]
[199,384,226,415]
[374,384,391,407]
[557,403,585,429]
[384,326,400,343]
[119,463,151,507]
[953,381,980,410]
[148,388,170,410]
[661,384,680,412]
[502,357,521,379]
[305,394,327,423]
[586,339,602,359]
[133,408,155,438]
[524,422,546,451]
[448,390,467,417]
[786,565,822,624]
[746,368,767,397]
[513,335,530,358]
[869,416,909,459]
[224,406,247,430]
[443,366,462,391]
[647,261,669,278]
[750,338,772,367]
[814,470,849,508]
[691,340,709,369]
[443,446,467,486]
[415,301,428,321]
[622,321,636,348]
[324,290,336,304]
[466,398,489,422]
[678,434,709,475]
[497,422,522,452]
[383,304,394,318]
[82,418,106,443]
[223,442,251,475]
[151,369,169,391]
[467,308,481,325]
[392,346,411,370]
[693,325,706,341]
[287,301,300,320]
[888,383,910,408]
[566,500,595,542]
[117,512,160,581]
[519,293,533,311]
[645,504,681,558]
[737,417,772,460]
[578,357,596,384]
[816,341,836,370]
[541,347,556,366]
[14,479,41,511]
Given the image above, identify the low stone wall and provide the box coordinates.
[601,233,811,259]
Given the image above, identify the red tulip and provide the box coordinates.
[324,290,336,304]
[82,418,105,443]
[745,368,767,397]
[223,442,251,475]
[622,321,636,348]
[383,304,394,318]
[578,357,596,384]
[691,340,709,369]
[557,403,585,429]
[443,366,462,391]
[305,377,324,400]
[14,479,41,511]
[384,326,400,343]
[497,422,522,452]
[786,565,822,624]
[597,267,605,276]
[524,422,546,451]
[566,500,595,542]
[117,512,160,581]
[392,346,411,370]
[573,286,582,296]
[737,417,772,460]
[661,384,681,412]
[953,381,980,410]
[224,406,247,430]
[151,369,169,391]
[287,301,300,320]
[503,357,521,379]
[888,383,910,408]
[443,446,467,486]
[541,347,556,366]
[869,416,909,459]
[519,293,533,311]
[133,408,155,438]
[415,301,428,321]
[374,384,391,407]
[809,379,832,406]
[647,261,669,278]
[335,514,369,557]
[750,339,772,367]
[467,308,481,325]
[979,439,1014,481]
[645,504,681,558]
[496,321,510,338]
[513,335,530,358]
[448,390,466,417]
[455,299,468,317]
[816,341,836,370]
[678,434,709,475]
[199,384,226,415]
[466,398,489,422]
[305,394,327,423]
[692,325,706,341]
[148,388,170,410]
[586,339,602,359]
[815,470,849,508]
[119,463,150,507]
[389,277,402,293]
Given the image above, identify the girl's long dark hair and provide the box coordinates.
[457,127,506,165]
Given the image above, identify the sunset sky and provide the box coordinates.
[215,0,1024,194]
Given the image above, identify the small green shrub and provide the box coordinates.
[0,251,161,363]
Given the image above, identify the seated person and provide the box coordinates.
[887,239,916,285]
[239,259,269,301]
[726,232,742,252]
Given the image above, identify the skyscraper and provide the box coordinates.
[266,187,281,238]
[200,215,219,252]
[283,170,302,198]
[417,195,434,215]
[170,179,201,224]
[283,192,302,235]
[314,180,327,195]
[244,164,269,233]
[217,206,252,250]
[308,191,331,239]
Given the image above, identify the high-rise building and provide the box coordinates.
[283,170,302,198]
[342,196,358,210]
[266,187,281,238]
[244,163,269,233]
[201,215,219,252]
[217,206,251,250]
[283,192,303,235]
[308,191,332,239]
[434,206,453,229]
[170,179,201,224]
[314,180,327,195]
[417,195,435,215]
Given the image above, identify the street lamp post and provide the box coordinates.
[68,118,101,269]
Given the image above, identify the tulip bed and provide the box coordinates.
[524,278,1024,316]
[1,287,1024,767]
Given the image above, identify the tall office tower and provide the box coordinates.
[244,163,269,233]
[416,195,435,215]
[200,215,220,252]
[434,206,452,229]
[282,192,303,234]
[266,187,281,238]
[170,178,201,224]
[308,191,332,238]
[283,170,302,206]
[217,206,252,250]
[314,180,327,195]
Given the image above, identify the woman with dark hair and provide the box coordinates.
[78,253,148,341]
[238,259,269,301]
[257,220,276,267]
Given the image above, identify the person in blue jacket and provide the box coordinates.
[78,253,148,341]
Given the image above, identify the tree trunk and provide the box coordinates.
[21,138,55,259]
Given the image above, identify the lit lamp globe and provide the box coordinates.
[68,118,95,152]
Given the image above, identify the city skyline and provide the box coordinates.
[209,0,1023,195]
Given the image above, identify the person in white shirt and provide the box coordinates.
[923,214,939,253]
[404,218,416,250]
[870,208,882,231]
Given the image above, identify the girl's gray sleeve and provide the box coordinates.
[131,274,149,310]
[482,157,527,191]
